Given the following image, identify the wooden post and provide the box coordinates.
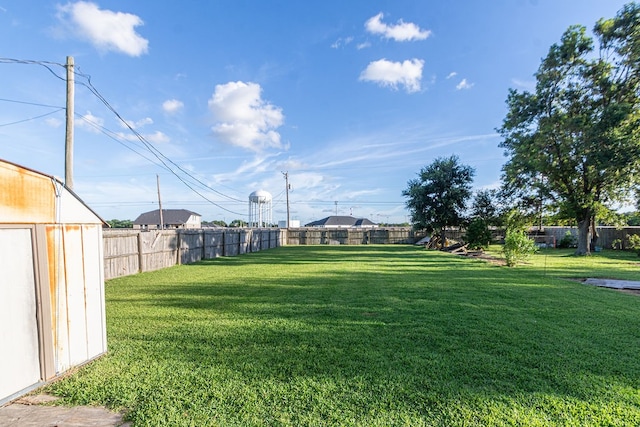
[137,231,144,273]
[222,229,226,257]
[176,231,182,265]
[157,174,164,230]
[65,56,74,190]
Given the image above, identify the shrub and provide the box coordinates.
[557,231,577,249]
[465,218,493,250]
[503,229,537,267]
[628,234,640,256]
[611,238,623,250]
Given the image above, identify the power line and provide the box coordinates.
[72,71,247,210]
[0,58,66,81]
[0,57,248,217]
[0,97,64,109]
[0,108,65,127]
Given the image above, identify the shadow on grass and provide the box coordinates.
[55,245,640,425]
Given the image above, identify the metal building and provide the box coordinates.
[248,189,272,228]
[0,159,107,405]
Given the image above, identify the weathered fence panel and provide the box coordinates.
[285,228,417,246]
[543,226,640,249]
[179,230,203,265]
[140,230,179,274]
[203,229,225,258]
[103,230,140,279]
[224,231,241,257]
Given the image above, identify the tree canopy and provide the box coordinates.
[498,3,640,255]
[107,219,133,228]
[229,219,248,228]
[403,155,475,245]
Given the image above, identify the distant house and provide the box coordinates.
[305,215,377,228]
[133,209,201,230]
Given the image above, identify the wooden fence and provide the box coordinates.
[285,227,418,245]
[103,227,419,280]
[542,226,640,249]
[103,228,284,280]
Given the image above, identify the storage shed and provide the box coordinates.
[0,159,107,405]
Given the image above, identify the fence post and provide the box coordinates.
[137,231,143,273]
[176,231,182,265]
[202,229,207,260]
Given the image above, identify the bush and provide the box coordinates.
[628,234,640,256]
[611,238,623,250]
[465,218,493,250]
[557,231,577,249]
[503,229,537,267]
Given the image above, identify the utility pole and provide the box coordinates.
[282,171,291,228]
[334,201,338,216]
[157,174,164,230]
[65,56,74,190]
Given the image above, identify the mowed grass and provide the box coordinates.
[48,245,640,426]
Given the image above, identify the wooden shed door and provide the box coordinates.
[0,228,41,402]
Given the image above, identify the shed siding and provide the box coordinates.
[45,224,107,374]
[0,162,55,223]
[0,228,41,402]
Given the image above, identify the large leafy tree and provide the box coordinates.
[499,3,640,255]
[470,189,501,226]
[403,155,475,245]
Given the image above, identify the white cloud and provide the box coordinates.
[330,36,354,49]
[122,117,153,129]
[45,117,62,128]
[77,110,104,132]
[446,71,457,79]
[356,41,371,50]
[359,58,424,93]
[116,130,170,144]
[57,1,148,56]
[456,78,474,90]
[162,99,184,113]
[144,130,170,143]
[208,81,285,152]
[365,12,431,42]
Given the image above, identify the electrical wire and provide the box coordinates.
[0,107,65,127]
[0,58,66,81]
[0,97,64,109]
[75,113,168,170]
[0,57,255,218]
[72,69,247,213]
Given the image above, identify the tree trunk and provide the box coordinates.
[440,227,447,249]
[590,217,599,251]
[576,217,592,256]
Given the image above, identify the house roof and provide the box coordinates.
[305,215,376,227]
[133,209,201,225]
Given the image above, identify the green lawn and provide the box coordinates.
[48,245,640,426]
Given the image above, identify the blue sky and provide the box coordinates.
[0,1,631,225]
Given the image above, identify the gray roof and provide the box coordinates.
[305,215,376,227]
[133,209,201,225]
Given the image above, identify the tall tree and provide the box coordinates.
[499,3,640,255]
[403,155,475,246]
[470,189,500,226]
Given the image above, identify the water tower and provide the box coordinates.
[248,190,272,228]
